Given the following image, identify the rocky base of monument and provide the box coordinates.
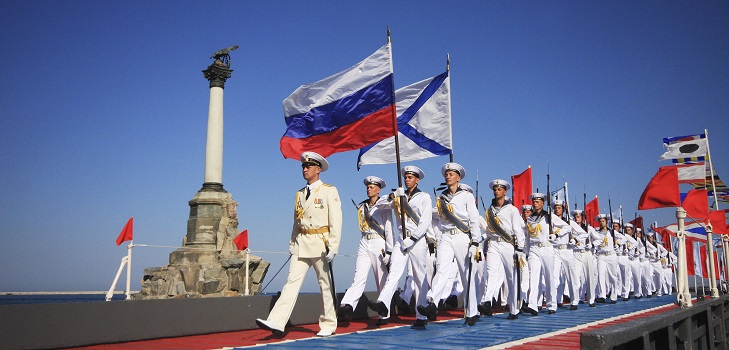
[135,252,269,299]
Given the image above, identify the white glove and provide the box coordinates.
[393,187,406,197]
[325,250,336,263]
[549,234,557,241]
[569,238,577,246]
[401,236,417,252]
[289,242,295,255]
[382,251,391,266]
[515,249,527,267]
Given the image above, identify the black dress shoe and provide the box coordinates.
[589,303,595,307]
[375,318,389,326]
[478,301,492,316]
[507,313,518,320]
[445,294,459,310]
[338,304,353,321]
[411,319,427,329]
[548,309,556,314]
[623,297,629,302]
[368,300,389,317]
[569,305,578,310]
[464,316,476,326]
[557,303,563,308]
[609,300,617,304]
[523,306,538,316]
[417,301,437,318]
[596,297,606,303]
[397,298,413,315]
[635,296,642,299]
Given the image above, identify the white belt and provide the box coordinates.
[492,236,510,243]
[640,258,648,262]
[444,229,461,235]
[597,251,614,256]
[533,242,551,248]
[554,244,568,250]
[574,249,586,253]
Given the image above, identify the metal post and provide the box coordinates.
[676,207,693,307]
[244,249,250,296]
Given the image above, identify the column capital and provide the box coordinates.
[202,60,233,89]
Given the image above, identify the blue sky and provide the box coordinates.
[1,1,727,293]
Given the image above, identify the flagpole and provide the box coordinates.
[447,53,453,163]
[386,28,407,240]
[126,240,132,300]
[676,207,693,307]
[704,128,719,297]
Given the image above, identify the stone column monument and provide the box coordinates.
[136,46,269,299]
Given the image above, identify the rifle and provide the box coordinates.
[547,164,554,239]
[608,195,617,248]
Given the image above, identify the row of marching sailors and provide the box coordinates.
[337,162,677,330]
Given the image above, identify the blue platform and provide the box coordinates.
[236,295,677,349]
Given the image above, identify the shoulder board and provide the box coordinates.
[322,183,334,187]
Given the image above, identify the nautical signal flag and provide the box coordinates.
[638,166,681,210]
[116,217,134,246]
[660,134,707,163]
[280,44,396,159]
[511,166,533,207]
[234,229,249,251]
[681,189,709,219]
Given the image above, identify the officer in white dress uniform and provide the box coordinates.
[338,176,393,325]
[369,165,432,329]
[478,179,525,319]
[256,151,342,337]
[418,163,482,326]
[524,193,570,315]
[592,214,618,304]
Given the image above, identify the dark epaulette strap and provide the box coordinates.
[438,197,470,234]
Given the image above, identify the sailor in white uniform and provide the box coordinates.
[369,165,432,329]
[524,193,570,315]
[592,214,618,304]
[571,210,596,306]
[418,163,482,325]
[623,223,642,300]
[338,176,393,325]
[552,200,580,310]
[479,179,525,319]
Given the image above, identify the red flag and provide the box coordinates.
[234,229,249,251]
[709,210,727,234]
[115,217,134,246]
[585,196,599,227]
[686,239,695,276]
[638,166,681,210]
[629,216,644,232]
[713,251,720,279]
[700,245,708,278]
[682,189,709,219]
[511,166,533,207]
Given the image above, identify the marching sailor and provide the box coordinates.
[552,200,580,310]
[524,193,570,315]
[613,220,630,301]
[571,209,596,306]
[592,214,618,304]
[643,229,658,297]
[369,165,432,329]
[623,223,642,300]
[418,163,482,325]
[337,176,393,325]
[479,179,526,319]
[256,151,342,337]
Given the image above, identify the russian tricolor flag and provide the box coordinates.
[279,44,397,159]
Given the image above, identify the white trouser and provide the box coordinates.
[640,259,653,295]
[554,246,579,306]
[575,250,596,304]
[426,232,478,317]
[528,244,556,311]
[628,258,642,297]
[483,240,519,314]
[482,241,505,304]
[264,255,336,333]
[661,267,672,295]
[378,238,429,320]
[617,255,631,298]
[340,237,389,318]
[651,262,663,295]
[596,252,618,301]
